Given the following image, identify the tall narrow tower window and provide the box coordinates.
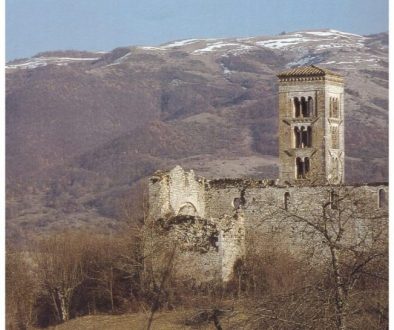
[294,127,300,148]
[294,97,300,117]
[301,97,308,117]
[307,126,312,147]
[296,157,302,179]
[301,126,308,147]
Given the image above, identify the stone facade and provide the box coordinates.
[146,66,388,284]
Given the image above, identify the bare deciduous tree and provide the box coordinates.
[232,186,388,330]
[33,232,89,322]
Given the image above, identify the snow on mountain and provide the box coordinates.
[6,56,99,70]
[6,29,385,72]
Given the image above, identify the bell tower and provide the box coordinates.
[277,65,344,185]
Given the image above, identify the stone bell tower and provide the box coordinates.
[277,65,344,185]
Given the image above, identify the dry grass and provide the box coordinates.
[43,310,219,330]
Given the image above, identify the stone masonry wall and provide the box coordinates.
[147,166,388,283]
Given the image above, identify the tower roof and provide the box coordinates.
[277,65,342,79]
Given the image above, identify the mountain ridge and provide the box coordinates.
[6,29,388,243]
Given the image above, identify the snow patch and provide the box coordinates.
[138,46,165,51]
[6,56,99,69]
[220,63,232,75]
[161,39,201,48]
[193,42,242,53]
[256,37,314,49]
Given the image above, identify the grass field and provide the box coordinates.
[45,310,231,330]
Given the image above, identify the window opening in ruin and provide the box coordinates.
[233,198,242,210]
[284,192,290,211]
[178,202,198,216]
[378,189,387,209]
[294,97,300,117]
[330,190,339,209]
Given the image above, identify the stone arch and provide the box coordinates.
[178,202,198,216]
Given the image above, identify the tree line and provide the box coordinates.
[6,186,388,329]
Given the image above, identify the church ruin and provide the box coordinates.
[146,66,388,284]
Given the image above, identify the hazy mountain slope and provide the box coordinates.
[6,30,388,242]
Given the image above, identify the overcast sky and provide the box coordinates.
[6,0,388,61]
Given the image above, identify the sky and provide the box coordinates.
[6,0,389,61]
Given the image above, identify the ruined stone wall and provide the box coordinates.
[147,167,246,284]
[148,165,206,220]
[147,166,388,284]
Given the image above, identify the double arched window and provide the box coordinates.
[294,126,312,148]
[296,157,310,179]
[294,96,314,118]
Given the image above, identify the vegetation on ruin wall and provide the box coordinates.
[6,191,387,330]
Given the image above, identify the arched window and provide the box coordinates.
[284,192,290,211]
[307,126,312,147]
[296,157,310,179]
[301,97,308,117]
[296,157,303,179]
[178,202,198,216]
[304,157,310,174]
[378,189,387,209]
[294,97,300,117]
[307,97,314,117]
[294,127,301,148]
[300,126,311,148]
